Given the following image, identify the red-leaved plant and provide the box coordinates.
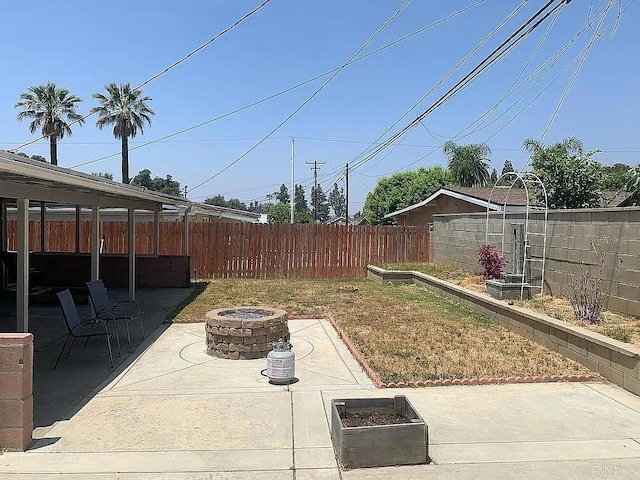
[477,244,505,280]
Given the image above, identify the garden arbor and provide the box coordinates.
[0,150,191,333]
[485,172,548,299]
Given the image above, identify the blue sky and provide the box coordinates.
[0,1,637,212]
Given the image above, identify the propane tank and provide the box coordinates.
[266,338,295,384]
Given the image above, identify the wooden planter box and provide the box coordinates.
[331,396,429,469]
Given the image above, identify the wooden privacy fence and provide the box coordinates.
[189,223,430,278]
[6,221,430,278]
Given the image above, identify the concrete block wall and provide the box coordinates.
[433,207,640,317]
[0,333,33,451]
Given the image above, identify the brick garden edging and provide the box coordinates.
[323,315,596,389]
[367,265,640,395]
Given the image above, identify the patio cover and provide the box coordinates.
[0,150,192,333]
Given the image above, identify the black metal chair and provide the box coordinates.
[86,279,144,349]
[55,289,120,369]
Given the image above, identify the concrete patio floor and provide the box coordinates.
[1,317,639,479]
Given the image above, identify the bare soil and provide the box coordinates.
[342,412,411,427]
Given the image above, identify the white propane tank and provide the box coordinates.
[266,338,295,384]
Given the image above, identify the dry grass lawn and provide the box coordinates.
[381,262,640,347]
[174,278,592,383]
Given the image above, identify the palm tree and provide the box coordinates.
[90,83,155,184]
[14,82,84,166]
[443,141,491,187]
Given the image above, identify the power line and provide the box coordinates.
[349,0,571,174]
[10,0,273,154]
[343,0,529,174]
[188,0,414,193]
[67,1,484,169]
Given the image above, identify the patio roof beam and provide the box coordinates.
[0,182,161,211]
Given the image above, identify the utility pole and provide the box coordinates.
[306,160,325,222]
[345,163,349,226]
[184,185,188,199]
[290,138,295,224]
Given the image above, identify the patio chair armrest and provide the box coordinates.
[84,311,115,324]
[113,299,142,315]
[72,316,112,336]
[96,304,126,317]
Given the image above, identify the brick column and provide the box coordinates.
[0,333,33,451]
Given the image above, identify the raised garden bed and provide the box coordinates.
[331,395,428,469]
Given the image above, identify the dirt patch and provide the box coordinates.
[342,412,411,427]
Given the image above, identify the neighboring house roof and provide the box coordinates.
[326,216,345,225]
[602,190,631,207]
[189,203,260,222]
[384,187,527,219]
[385,186,632,219]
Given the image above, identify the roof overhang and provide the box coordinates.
[384,188,522,219]
[0,150,191,211]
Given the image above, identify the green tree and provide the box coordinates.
[490,169,498,184]
[132,169,182,196]
[328,183,346,217]
[501,160,515,177]
[523,137,603,209]
[204,194,226,206]
[203,194,247,210]
[294,184,309,214]
[92,172,114,180]
[265,202,290,223]
[294,211,314,223]
[225,198,247,211]
[90,83,155,184]
[275,184,290,204]
[247,201,263,213]
[31,155,47,162]
[311,184,330,222]
[601,163,631,191]
[14,82,84,165]
[364,166,450,225]
[443,141,491,187]
[624,166,640,206]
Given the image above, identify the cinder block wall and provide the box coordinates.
[0,333,33,451]
[432,207,640,317]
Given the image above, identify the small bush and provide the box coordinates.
[477,244,505,280]
[566,239,622,325]
[602,324,631,343]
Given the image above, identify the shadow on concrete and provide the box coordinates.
[0,286,195,435]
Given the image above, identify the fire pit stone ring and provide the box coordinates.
[205,307,289,360]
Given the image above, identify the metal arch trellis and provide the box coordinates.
[485,172,548,300]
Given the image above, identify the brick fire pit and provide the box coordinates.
[205,307,289,360]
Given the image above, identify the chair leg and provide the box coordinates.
[105,333,114,368]
[123,320,132,349]
[64,337,77,359]
[53,335,71,370]
[138,317,145,340]
[113,325,121,357]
